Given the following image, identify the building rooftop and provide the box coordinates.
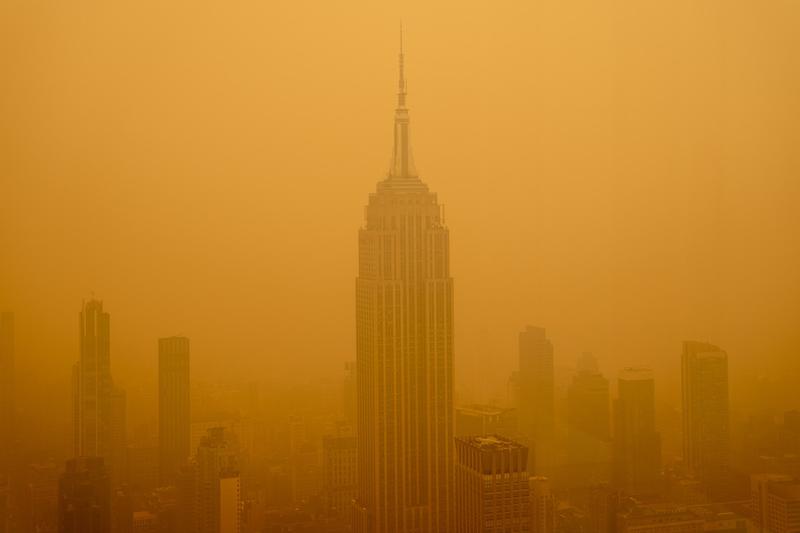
[457,434,525,451]
[619,367,654,381]
[769,479,800,500]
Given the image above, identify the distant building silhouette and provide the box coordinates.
[0,312,14,478]
[159,336,191,485]
[613,368,661,495]
[567,353,611,481]
[73,300,111,458]
[353,38,454,533]
[454,435,531,532]
[518,326,555,442]
[196,427,240,533]
[58,457,111,533]
[72,300,126,485]
[568,353,610,442]
[530,477,555,533]
[321,435,356,517]
[681,341,730,495]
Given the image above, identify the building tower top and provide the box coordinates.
[387,24,419,183]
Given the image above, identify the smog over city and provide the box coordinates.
[1,2,799,533]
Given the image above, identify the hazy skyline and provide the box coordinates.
[2,1,799,418]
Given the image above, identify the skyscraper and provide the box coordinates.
[73,301,112,456]
[73,300,127,485]
[613,368,661,496]
[58,457,111,533]
[681,341,730,491]
[567,353,611,475]
[0,312,14,476]
[529,477,555,533]
[750,474,800,533]
[196,427,240,533]
[454,436,531,532]
[353,38,455,533]
[159,336,191,485]
[518,326,555,442]
[567,353,610,442]
[322,435,357,517]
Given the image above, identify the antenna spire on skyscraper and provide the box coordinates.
[385,23,419,181]
[398,21,406,108]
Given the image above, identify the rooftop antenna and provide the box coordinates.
[398,20,406,107]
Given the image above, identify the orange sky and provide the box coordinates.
[1,1,799,409]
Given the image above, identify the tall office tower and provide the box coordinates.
[159,337,191,485]
[322,435,357,517]
[196,427,240,533]
[681,341,730,491]
[567,353,611,479]
[750,474,800,533]
[518,326,555,441]
[353,39,454,533]
[568,354,610,442]
[73,301,118,459]
[58,457,111,533]
[0,312,14,477]
[454,436,531,533]
[529,477,555,533]
[613,368,661,496]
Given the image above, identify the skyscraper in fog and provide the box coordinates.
[568,353,610,441]
[529,477,555,533]
[196,427,240,533]
[353,39,454,533]
[0,312,14,476]
[73,301,112,457]
[613,368,661,495]
[454,436,531,532]
[159,336,191,485]
[567,353,611,471]
[681,341,730,490]
[751,474,800,533]
[518,326,555,441]
[58,457,111,533]
[72,300,126,485]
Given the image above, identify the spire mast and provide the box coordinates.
[387,22,417,181]
[398,21,406,108]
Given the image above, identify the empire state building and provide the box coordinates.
[353,40,454,533]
